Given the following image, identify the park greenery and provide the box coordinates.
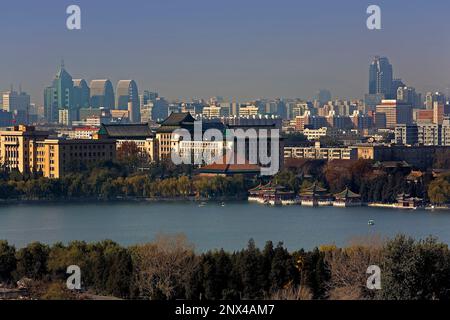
[277,158,449,205]
[1,234,450,300]
[0,141,448,204]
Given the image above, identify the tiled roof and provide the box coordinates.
[159,112,196,126]
[198,154,261,174]
[300,182,329,196]
[373,161,411,168]
[334,187,360,199]
[100,124,153,139]
[157,114,227,134]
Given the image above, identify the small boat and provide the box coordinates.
[368,220,375,226]
[198,202,207,207]
[219,202,225,207]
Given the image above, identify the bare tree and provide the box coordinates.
[324,236,384,300]
[132,234,199,300]
[269,282,313,300]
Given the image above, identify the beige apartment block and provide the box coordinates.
[0,125,116,178]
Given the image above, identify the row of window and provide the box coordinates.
[3,136,19,142]
[62,152,111,158]
[62,144,113,151]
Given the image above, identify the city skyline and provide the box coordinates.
[1,0,450,103]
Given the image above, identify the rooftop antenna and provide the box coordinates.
[61,58,65,69]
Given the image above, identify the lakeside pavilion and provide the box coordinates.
[396,193,424,209]
[299,182,333,207]
[248,182,296,205]
[333,187,362,207]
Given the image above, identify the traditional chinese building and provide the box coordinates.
[333,187,362,207]
[248,182,297,205]
[299,183,333,207]
[396,193,423,209]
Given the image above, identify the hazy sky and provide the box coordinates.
[1,0,450,104]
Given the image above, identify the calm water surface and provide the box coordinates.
[0,202,449,251]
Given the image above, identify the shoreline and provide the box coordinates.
[0,197,449,211]
[0,196,247,206]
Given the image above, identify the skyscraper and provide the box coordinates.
[375,100,413,129]
[391,79,405,99]
[397,86,421,107]
[116,80,140,123]
[2,87,31,125]
[44,86,57,123]
[433,102,450,125]
[89,80,115,109]
[316,89,332,105]
[44,62,75,123]
[2,87,30,113]
[369,56,394,98]
[425,92,446,110]
[139,90,158,110]
[73,79,90,109]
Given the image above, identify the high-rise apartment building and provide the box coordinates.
[395,124,419,145]
[139,91,158,110]
[418,123,441,146]
[316,89,332,106]
[395,122,450,146]
[202,105,222,118]
[425,92,446,110]
[433,102,450,125]
[2,88,30,113]
[397,86,421,108]
[239,105,259,117]
[151,98,170,122]
[442,117,450,146]
[375,100,413,129]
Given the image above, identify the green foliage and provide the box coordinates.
[2,236,450,300]
[433,150,450,169]
[0,161,250,201]
[296,248,330,299]
[193,175,248,199]
[273,170,301,192]
[41,281,76,300]
[47,240,133,298]
[0,241,16,282]
[14,242,50,280]
[378,235,450,300]
[282,132,308,146]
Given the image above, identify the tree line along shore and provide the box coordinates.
[0,152,449,206]
[0,234,450,300]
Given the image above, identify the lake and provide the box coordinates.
[0,202,449,251]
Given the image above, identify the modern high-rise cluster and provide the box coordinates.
[0,57,448,157]
[365,56,421,111]
[43,62,142,124]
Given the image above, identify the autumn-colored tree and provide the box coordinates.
[433,149,450,169]
[428,173,450,204]
[324,161,353,193]
[117,141,150,170]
